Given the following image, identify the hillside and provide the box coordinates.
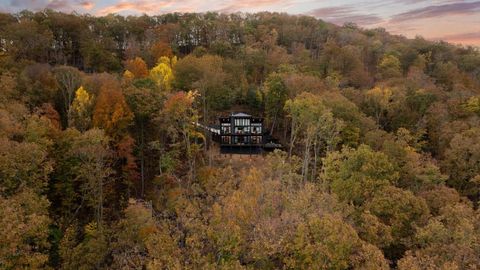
[1,11,480,269]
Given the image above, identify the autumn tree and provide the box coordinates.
[156,91,202,181]
[20,63,58,106]
[364,86,393,127]
[377,54,402,80]
[463,96,480,116]
[123,84,164,197]
[365,186,430,261]
[149,41,173,61]
[174,54,229,162]
[150,56,177,91]
[321,144,398,205]
[443,127,480,202]
[124,57,149,79]
[92,86,133,138]
[53,66,82,126]
[68,86,94,132]
[0,117,53,269]
[3,19,53,62]
[59,223,109,270]
[284,92,344,181]
[398,203,480,269]
[210,156,389,269]
[263,72,288,135]
[0,190,51,269]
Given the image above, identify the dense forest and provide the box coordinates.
[1,10,480,269]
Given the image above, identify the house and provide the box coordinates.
[219,113,264,153]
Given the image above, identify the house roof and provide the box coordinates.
[231,112,251,117]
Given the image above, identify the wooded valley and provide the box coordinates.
[1,10,480,269]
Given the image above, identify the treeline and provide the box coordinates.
[1,10,480,270]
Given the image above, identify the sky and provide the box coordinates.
[1,0,479,46]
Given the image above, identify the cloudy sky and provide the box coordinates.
[1,0,479,46]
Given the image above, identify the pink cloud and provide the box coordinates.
[308,6,383,26]
[79,0,94,10]
[433,31,480,46]
[391,1,480,22]
[97,0,173,15]
[217,0,291,13]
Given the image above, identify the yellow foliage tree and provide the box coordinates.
[365,86,393,126]
[464,96,480,116]
[123,70,135,81]
[150,56,177,91]
[68,86,94,131]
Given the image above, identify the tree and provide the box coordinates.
[92,86,133,138]
[68,129,111,227]
[364,86,393,126]
[0,138,52,196]
[398,203,480,269]
[149,56,177,91]
[284,92,344,181]
[174,54,229,163]
[124,57,149,79]
[0,189,51,269]
[263,72,288,135]
[68,86,94,132]
[174,54,231,112]
[53,66,82,126]
[3,19,53,62]
[377,54,402,79]
[110,199,155,269]
[443,127,480,202]
[432,61,462,91]
[285,215,389,270]
[0,119,53,269]
[210,163,388,269]
[321,144,398,205]
[0,72,17,105]
[366,186,430,261]
[156,91,202,181]
[381,129,447,192]
[123,84,164,197]
[20,63,58,106]
[463,96,480,116]
[123,70,135,81]
[149,41,173,61]
[59,223,109,270]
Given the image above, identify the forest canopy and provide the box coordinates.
[1,10,480,269]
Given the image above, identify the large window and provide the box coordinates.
[252,123,262,134]
[234,127,244,134]
[221,123,231,134]
[221,126,231,134]
[234,118,250,126]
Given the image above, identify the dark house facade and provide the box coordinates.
[219,113,263,153]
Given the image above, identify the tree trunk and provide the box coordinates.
[312,135,319,181]
[183,128,194,182]
[270,114,277,136]
[302,134,311,182]
[288,118,297,158]
[140,119,145,198]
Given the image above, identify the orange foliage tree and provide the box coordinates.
[150,41,173,61]
[93,85,138,194]
[92,86,134,138]
[124,57,148,79]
